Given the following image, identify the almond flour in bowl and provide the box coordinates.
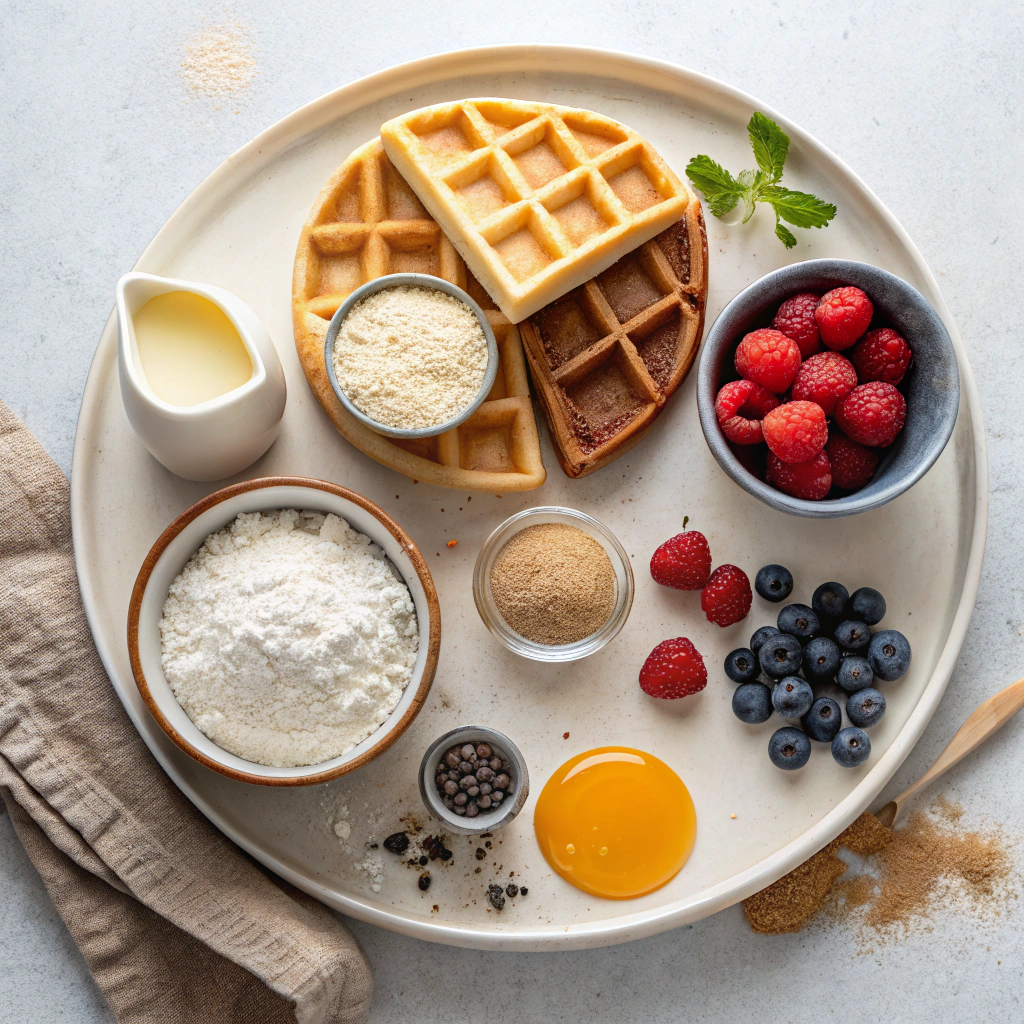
[159,508,419,767]
[327,280,495,435]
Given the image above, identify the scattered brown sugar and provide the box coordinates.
[744,798,1018,943]
[743,812,891,934]
[490,523,616,644]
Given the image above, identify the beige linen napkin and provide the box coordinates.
[0,400,372,1024]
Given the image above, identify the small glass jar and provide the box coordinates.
[472,506,634,663]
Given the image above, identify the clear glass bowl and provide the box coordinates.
[472,506,634,663]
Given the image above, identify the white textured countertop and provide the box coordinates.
[2,1,1022,1021]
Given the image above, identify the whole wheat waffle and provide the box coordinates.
[292,138,546,492]
[519,206,708,478]
[380,99,693,323]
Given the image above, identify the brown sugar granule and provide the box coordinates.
[490,523,616,644]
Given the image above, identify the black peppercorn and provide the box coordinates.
[506,883,519,898]
[382,832,409,855]
[418,873,431,891]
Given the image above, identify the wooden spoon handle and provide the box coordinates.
[893,675,1024,811]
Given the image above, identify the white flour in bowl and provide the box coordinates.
[159,508,419,767]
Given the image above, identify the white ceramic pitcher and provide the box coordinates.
[116,272,287,481]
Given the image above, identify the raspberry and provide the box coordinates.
[815,287,874,350]
[771,292,821,358]
[639,637,708,699]
[650,529,712,590]
[767,450,832,500]
[762,400,828,464]
[835,382,907,447]
[827,431,880,490]
[851,328,912,384]
[790,351,857,416]
[734,329,802,393]
[700,564,752,627]
[739,384,780,419]
[715,381,765,444]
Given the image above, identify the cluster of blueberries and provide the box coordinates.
[726,564,912,770]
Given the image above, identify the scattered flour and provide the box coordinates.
[180,23,258,101]
[333,285,488,430]
[160,509,419,767]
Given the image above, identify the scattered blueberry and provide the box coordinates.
[847,687,886,728]
[758,633,803,678]
[803,697,843,743]
[834,619,871,651]
[832,727,871,768]
[848,587,886,625]
[769,727,811,770]
[812,582,849,621]
[868,630,911,681]
[772,676,814,718]
[732,682,774,724]
[778,603,820,640]
[837,656,874,693]
[755,564,794,603]
[750,625,780,654]
[802,636,841,682]
[724,648,759,683]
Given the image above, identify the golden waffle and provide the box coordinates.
[519,206,708,478]
[292,138,546,492]
[380,99,694,323]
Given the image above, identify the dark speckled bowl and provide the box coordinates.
[697,260,960,518]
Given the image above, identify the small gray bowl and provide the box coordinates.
[419,726,529,836]
[697,259,960,518]
[324,273,499,439]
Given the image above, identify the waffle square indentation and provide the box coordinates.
[634,309,683,391]
[596,252,669,323]
[493,225,555,283]
[533,289,606,369]
[563,359,645,453]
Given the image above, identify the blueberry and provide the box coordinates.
[812,582,849,621]
[772,675,814,718]
[750,625,781,655]
[868,629,911,681]
[769,727,811,770]
[778,603,820,640]
[755,564,794,603]
[847,687,886,728]
[837,656,874,693]
[848,587,886,626]
[803,696,842,742]
[732,682,774,724]
[834,619,871,651]
[832,727,871,768]
[724,648,759,683]
[803,636,841,682]
[758,633,803,678]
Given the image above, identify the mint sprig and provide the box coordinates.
[686,112,837,249]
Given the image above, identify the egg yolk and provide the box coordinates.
[533,747,696,900]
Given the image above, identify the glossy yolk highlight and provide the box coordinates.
[533,747,696,900]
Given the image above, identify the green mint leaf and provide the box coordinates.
[685,155,743,217]
[762,185,837,229]
[747,112,790,182]
[774,219,798,249]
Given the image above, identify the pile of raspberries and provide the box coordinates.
[714,286,912,500]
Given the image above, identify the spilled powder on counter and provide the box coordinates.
[180,23,258,101]
[490,522,616,644]
[744,797,1018,943]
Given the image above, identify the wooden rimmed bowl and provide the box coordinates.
[128,476,441,786]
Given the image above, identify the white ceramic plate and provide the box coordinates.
[71,46,987,950]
